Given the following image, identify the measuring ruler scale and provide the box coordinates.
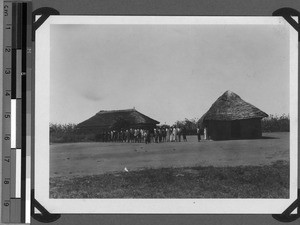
[2,1,32,223]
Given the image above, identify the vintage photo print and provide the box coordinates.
[35,16,298,213]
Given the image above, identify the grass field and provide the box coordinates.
[50,160,289,198]
[50,132,290,198]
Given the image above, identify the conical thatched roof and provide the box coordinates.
[77,108,159,130]
[199,90,268,123]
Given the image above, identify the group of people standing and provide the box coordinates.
[99,127,187,143]
[165,127,187,142]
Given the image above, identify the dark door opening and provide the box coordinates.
[231,120,241,139]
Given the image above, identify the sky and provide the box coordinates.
[50,22,291,125]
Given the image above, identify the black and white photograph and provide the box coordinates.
[34,16,298,213]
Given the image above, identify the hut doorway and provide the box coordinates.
[231,120,241,139]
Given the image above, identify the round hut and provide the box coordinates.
[198,90,268,140]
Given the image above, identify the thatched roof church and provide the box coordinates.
[77,108,160,132]
[198,90,268,140]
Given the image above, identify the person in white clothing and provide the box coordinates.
[177,127,181,142]
[170,127,174,142]
[173,127,177,142]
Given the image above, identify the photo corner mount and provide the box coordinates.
[32,7,60,41]
[31,190,61,223]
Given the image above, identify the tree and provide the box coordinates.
[173,118,199,135]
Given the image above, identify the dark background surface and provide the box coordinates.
[31,0,299,224]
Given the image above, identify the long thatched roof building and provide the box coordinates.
[77,108,160,132]
[199,90,268,140]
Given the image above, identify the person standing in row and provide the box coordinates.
[166,128,170,142]
[173,127,177,142]
[162,128,166,142]
[197,127,201,142]
[111,130,114,142]
[182,127,187,142]
[145,130,150,144]
[158,128,162,143]
[125,130,129,142]
[169,127,173,142]
[177,127,181,142]
[153,129,157,143]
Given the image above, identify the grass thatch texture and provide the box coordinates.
[50,160,289,199]
[77,108,159,130]
[200,90,268,122]
[262,114,289,132]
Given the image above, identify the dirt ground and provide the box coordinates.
[50,132,289,178]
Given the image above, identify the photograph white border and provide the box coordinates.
[35,16,298,214]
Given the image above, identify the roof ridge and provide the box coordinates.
[77,108,160,128]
